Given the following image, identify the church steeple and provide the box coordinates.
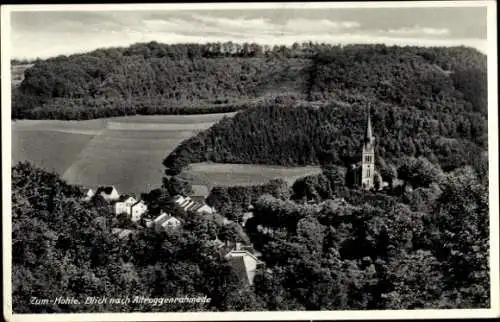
[360,104,375,190]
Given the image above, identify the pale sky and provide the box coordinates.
[10,6,488,60]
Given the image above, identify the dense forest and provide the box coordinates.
[12,42,485,121]
[163,44,487,174]
[247,161,489,309]
[12,156,489,311]
[164,99,487,175]
[11,41,315,119]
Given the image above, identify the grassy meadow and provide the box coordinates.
[180,162,322,189]
[12,112,322,196]
[12,114,234,195]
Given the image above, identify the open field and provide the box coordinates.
[12,113,233,195]
[13,112,321,195]
[180,162,323,189]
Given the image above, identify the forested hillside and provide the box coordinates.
[12,41,315,119]
[12,42,486,122]
[163,45,487,173]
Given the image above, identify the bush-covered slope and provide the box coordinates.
[163,45,487,172]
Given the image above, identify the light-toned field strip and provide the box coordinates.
[12,112,321,195]
[12,113,234,195]
[183,162,323,188]
[107,121,216,131]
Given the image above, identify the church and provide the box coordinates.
[347,106,381,190]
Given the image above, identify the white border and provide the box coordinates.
[4,1,494,11]
[2,1,498,321]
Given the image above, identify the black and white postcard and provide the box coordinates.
[1,1,498,321]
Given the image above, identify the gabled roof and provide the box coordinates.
[153,212,170,224]
[96,186,118,196]
[226,249,262,262]
[118,194,136,202]
[188,202,203,212]
[161,216,181,227]
[111,228,135,239]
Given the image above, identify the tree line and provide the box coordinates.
[164,99,486,176]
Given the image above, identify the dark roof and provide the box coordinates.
[240,245,254,253]
[188,203,203,211]
[118,194,135,202]
[96,186,116,195]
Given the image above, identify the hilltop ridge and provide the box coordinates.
[11,41,485,120]
[161,44,487,172]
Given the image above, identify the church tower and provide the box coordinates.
[361,105,375,189]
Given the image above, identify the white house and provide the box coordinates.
[111,228,135,240]
[195,204,214,214]
[83,188,95,202]
[173,195,214,215]
[153,212,169,231]
[161,216,181,230]
[153,212,181,232]
[114,196,138,215]
[130,200,148,222]
[96,186,120,202]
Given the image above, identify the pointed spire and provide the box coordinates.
[364,103,373,142]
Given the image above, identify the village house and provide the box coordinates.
[173,195,214,215]
[153,212,181,232]
[83,188,95,202]
[114,195,148,222]
[224,243,264,286]
[130,200,148,222]
[114,195,137,215]
[96,186,120,202]
[161,216,182,231]
[111,228,135,240]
